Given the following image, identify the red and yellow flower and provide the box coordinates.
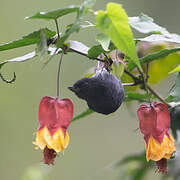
[137,102,175,173]
[33,96,73,165]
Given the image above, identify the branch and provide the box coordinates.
[123,70,171,107]
[146,84,171,107]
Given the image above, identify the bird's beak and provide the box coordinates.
[68,86,77,92]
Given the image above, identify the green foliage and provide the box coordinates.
[0,28,55,52]
[96,33,110,51]
[169,73,180,102]
[114,152,151,180]
[96,3,142,71]
[26,6,79,20]
[72,108,94,122]
[124,92,153,102]
[21,164,51,180]
[170,106,180,140]
[67,40,89,55]
[36,30,48,60]
[169,64,180,74]
[138,34,180,44]
[111,61,124,79]
[129,14,171,36]
[116,152,146,166]
[87,45,104,59]
[0,51,36,70]
[56,0,96,48]
[127,47,180,71]
[87,33,113,59]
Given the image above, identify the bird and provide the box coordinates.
[68,68,125,115]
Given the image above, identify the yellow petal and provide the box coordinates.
[33,128,47,150]
[146,134,175,161]
[33,126,69,153]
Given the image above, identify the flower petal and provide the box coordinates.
[153,102,170,141]
[33,127,47,150]
[137,104,157,142]
[43,127,69,153]
[33,126,69,153]
[38,96,73,136]
[146,134,175,161]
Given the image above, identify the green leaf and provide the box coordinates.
[96,33,110,51]
[169,64,180,74]
[129,14,171,36]
[112,61,124,79]
[127,47,180,71]
[114,152,146,167]
[0,28,56,52]
[72,108,94,122]
[124,92,152,102]
[21,164,51,180]
[46,40,90,57]
[36,30,48,61]
[56,0,95,48]
[169,72,180,102]
[42,40,90,67]
[67,40,89,55]
[0,63,5,70]
[0,51,36,70]
[131,166,148,180]
[87,45,104,59]
[170,106,180,140]
[81,21,95,28]
[138,34,180,44]
[96,3,142,71]
[82,0,96,9]
[26,6,79,20]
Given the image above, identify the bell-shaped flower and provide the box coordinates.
[137,102,175,173]
[33,96,73,165]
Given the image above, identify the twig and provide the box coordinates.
[122,69,172,107]
[124,69,139,83]
[56,51,64,97]
[70,48,105,63]
[138,68,152,105]
[147,84,171,107]
[54,19,60,40]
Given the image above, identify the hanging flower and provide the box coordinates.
[137,102,175,173]
[33,96,73,165]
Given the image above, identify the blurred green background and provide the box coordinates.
[0,0,180,180]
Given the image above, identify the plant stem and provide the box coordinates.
[70,48,105,62]
[54,19,60,39]
[138,68,152,105]
[124,69,139,82]
[146,84,171,107]
[123,69,172,107]
[56,51,64,97]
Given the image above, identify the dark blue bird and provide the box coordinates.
[68,69,125,115]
